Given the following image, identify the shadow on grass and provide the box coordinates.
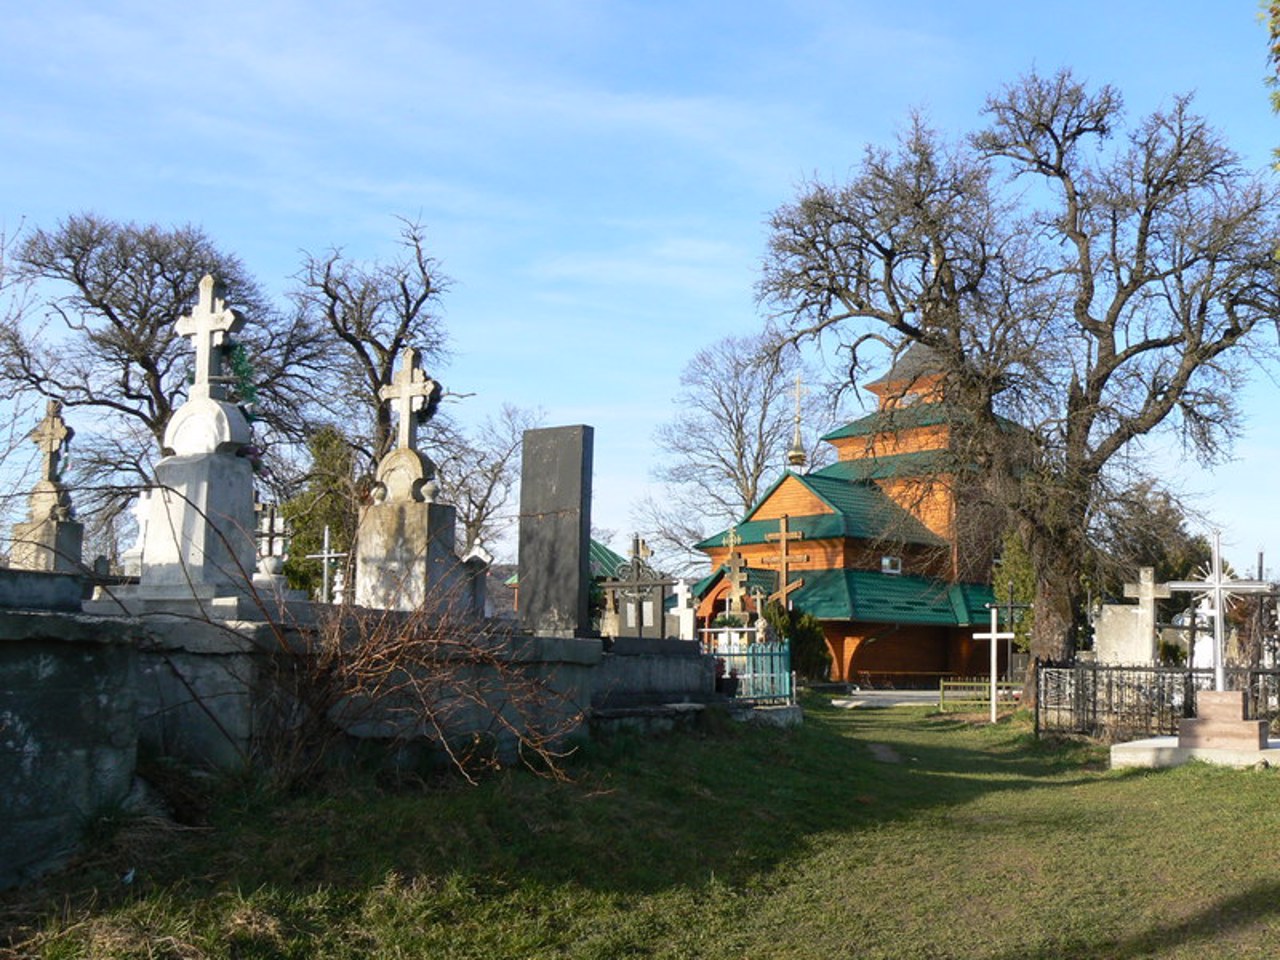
[988,879,1280,960]
[0,695,1146,946]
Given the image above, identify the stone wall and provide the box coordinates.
[1,602,718,889]
[0,610,138,890]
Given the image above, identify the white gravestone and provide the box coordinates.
[138,276,257,599]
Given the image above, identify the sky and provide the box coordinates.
[2,1,1278,571]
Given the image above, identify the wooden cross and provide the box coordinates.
[973,606,1015,724]
[762,514,809,607]
[175,275,244,399]
[30,399,71,482]
[379,347,440,451]
[1167,531,1271,691]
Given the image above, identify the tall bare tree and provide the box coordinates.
[762,70,1280,667]
[0,214,327,529]
[433,404,544,556]
[638,332,835,569]
[292,218,449,470]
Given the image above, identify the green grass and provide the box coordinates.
[5,699,1280,958]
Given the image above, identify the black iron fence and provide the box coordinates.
[1035,662,1280,739]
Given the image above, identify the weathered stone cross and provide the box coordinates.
[176,275,244,399]
[724,526,748,615]
[1122,567,1171,661]
[379,347,440,451]
[762,514,809,607]
[1167,531,1271,691]
[30,399,71,482]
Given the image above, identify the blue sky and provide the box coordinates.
[2,1,1278,570]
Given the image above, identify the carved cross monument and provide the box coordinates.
[380,346,440,452]
[1122,567,1171,662]
[1167,531,1271,691]
[724,526,748,616]
[10,399,82,572]
[175,275,244,401]
[31,399,71,485]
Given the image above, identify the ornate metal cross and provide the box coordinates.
[30,399,71,482]
[762,513,809,607]
[379,347,440,451]
[1167,531,1271,691]
[175,275,244,399]
[600,534,676,639]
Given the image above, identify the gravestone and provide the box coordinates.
[139,276,257,598]
[599,535,676,640]
[1094,567,1167,665]
[10,400,83,573]
[672,579,697,641]
[118,490,152,577]
[518,425,593,638]
[353,348,482,615]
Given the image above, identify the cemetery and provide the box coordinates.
[0,278,794,892]
[8,15,1280,950]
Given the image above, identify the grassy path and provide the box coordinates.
[6,699,1280,958]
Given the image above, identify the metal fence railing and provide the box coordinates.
[1035,663,1280,738]
[702,629,794,705]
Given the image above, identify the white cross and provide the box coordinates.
[1167,531,1271,691]
[379,347,439,451]
[304,525,349,604]
[973,606,1015,723]
[175,275,244,400]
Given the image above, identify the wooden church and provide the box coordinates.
[693,344,1002,685]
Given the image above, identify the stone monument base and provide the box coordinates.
[354,500,483,616]
[1111,691,1277,769]
[10,517,83,574]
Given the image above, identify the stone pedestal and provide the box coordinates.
[139,451,258,595]
[354,500,474,614]
[1178,690,1268,751]
[10,510,83,574]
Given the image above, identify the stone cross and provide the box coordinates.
[762,514,809,607]
[1167,531,1271,691]
[724,526,748,616]
[175,275,244,400]
[30,399,72,482]
[1122,567,1171,661]
[973,606,1015,724]
[379,347,440,451]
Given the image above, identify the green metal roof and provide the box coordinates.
[694,471,945,551]
[792,569,994,626]
[589,539,629,578]
[509,539,630,586]
[821,403,956,441]
[807,450,957,483]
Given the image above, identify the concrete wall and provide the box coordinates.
[0,611,138,890]
[0,602,714,889]
[591,638,715,709]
